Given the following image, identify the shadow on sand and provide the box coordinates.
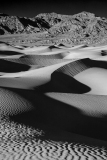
[5,87,107,147]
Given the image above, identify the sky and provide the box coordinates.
[0,0,107,18]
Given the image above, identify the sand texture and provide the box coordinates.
[0,40,106,159]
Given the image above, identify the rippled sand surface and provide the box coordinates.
[0,42,107,159]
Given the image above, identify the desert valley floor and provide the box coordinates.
[0,39,107,159]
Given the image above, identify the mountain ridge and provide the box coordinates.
[1,11,107,46]
[0,11,102,35]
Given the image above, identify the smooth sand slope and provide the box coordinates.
[75,67,107,95]
[0,43,107,159]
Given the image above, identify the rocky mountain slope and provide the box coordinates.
[1,12,107,46]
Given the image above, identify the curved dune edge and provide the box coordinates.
[75,67,107,95]
[45,92,107,117]
[0,60,72,89]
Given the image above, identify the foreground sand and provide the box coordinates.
[0,42,107,159]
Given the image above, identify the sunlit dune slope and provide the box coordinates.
[0,43,107,92]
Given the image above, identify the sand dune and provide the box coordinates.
[75,67,107,95]
[0,42,107,159]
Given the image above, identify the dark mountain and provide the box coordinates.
[1,11,107,45]
[0,12,57,35]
